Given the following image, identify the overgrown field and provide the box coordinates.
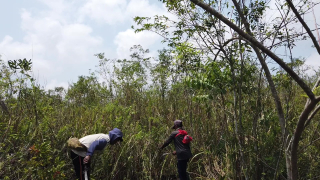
[1,0,320,179]
[1,45,320,180]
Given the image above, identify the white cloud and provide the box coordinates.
[56,23,103,63]
[79,0,127,24]
[0,0,172,89]
[126,0,168,19]
[0,3,104,89]
[79,0,172,25]
[114,29,160,59]
[0,36,35,59]
[111,0,175,59]
[305,52,320,74]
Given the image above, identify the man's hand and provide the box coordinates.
[158,144,163,150]
[172,151,176,155]
[83,155,91,164]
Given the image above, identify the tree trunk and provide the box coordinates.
[285,151,293,180]
[0,95,9,115]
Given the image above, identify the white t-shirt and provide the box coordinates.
[72,133,110,157]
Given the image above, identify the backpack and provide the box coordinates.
[67,137,87,151]
[175,129,193,144]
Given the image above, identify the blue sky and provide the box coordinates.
[0,0,319,90]
[0,0,170,90]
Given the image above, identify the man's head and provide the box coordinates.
[172,120,183,129]
[109,128,123,145]
[110,137,122,145]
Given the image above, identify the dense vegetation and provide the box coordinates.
[1,0,320,179]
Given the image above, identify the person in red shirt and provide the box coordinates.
[159,120,192,180]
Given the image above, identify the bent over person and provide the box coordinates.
[159,120,192,180]
[69,128,123,180]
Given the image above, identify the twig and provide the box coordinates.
[285,0,320,54]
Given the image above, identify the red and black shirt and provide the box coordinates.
[161,128,193,160]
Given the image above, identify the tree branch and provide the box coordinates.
[189,0,315,100]
[291,98,320,180]
[0,95,9,115]
[285,0,320,54]
[305,77,320,109]
[304,104,320,129]
[231,0,288,138]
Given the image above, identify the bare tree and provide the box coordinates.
[189,0,320,179]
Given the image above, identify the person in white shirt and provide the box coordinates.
[70,128,123,180]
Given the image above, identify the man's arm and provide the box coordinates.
[83,139,108,164]
[160,132,176,149]
[87,139,108,156]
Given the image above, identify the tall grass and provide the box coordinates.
[1,54,320,179]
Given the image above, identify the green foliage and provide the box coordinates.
[1,43,320,179]
[1,0,319,178]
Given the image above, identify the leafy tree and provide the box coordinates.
[134,0,320,179]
